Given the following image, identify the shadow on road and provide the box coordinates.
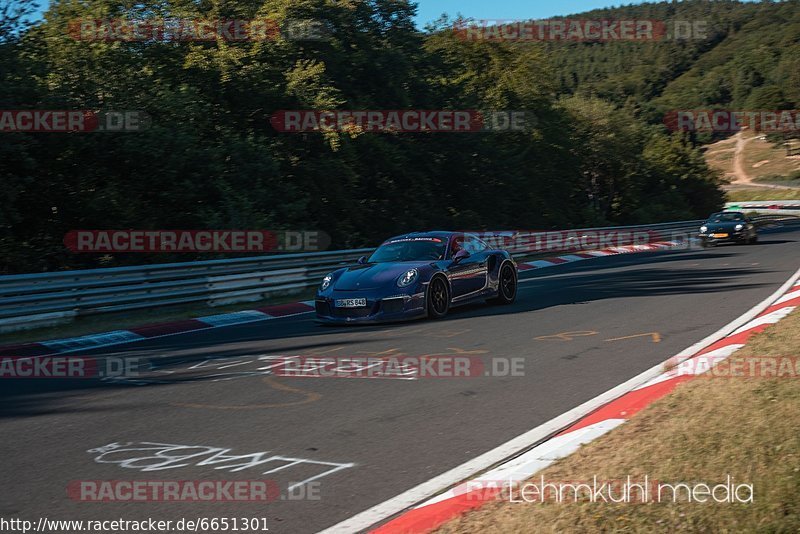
[0,223,797,417]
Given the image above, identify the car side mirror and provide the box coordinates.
[357,256,368,265]
[452,249,470,264]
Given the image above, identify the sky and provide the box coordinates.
[414,0,657,27]
[413,0,760,27]
[31,0,760,28]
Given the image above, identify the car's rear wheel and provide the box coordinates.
[427,277,450,319]
[491,263,517,305]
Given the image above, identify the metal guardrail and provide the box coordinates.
[724,201,800,220]
[0,247,371,332]
[725,201,800,209]
[0,216,795,333]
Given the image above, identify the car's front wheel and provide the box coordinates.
[491,263,517,305]
[427,276,450,319]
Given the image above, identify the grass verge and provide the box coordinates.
[752,175,800,188]
[439,307,800,533]
[726,189,800,201]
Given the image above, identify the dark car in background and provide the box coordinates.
[315,232,518,324]
[699,212,758,247]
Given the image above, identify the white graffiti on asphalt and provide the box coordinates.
[105,354,423,384]
[88,442,355,490]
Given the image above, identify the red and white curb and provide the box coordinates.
[0,301,317,358]
[0,240,685,359]
[321,266,800,534]
[516,241,679,271]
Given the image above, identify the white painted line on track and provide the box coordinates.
[194,310,271,326]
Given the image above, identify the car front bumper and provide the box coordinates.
[698,230,748,243]
[315,291,427,324]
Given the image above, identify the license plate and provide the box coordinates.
[335,298,367,308]
[712,233,729,238]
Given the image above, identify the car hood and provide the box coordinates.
[334,262,432,290]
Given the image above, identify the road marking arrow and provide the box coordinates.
[604,332,661,343]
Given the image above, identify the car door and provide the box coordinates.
[447,234,490,300]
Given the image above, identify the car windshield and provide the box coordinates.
[708,213,744,222]
[368,237,446,262]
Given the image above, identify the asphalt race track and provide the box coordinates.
[2,222,799,533]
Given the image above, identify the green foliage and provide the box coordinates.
[544,0,800,116]
[7,0,780,273]
[727,189,800,202]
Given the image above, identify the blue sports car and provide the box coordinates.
[315,231,518,324]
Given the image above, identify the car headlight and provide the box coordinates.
[397,269,418,287]
[320,273,333,291]
[735,224,743,230]
[700,225,708,233]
